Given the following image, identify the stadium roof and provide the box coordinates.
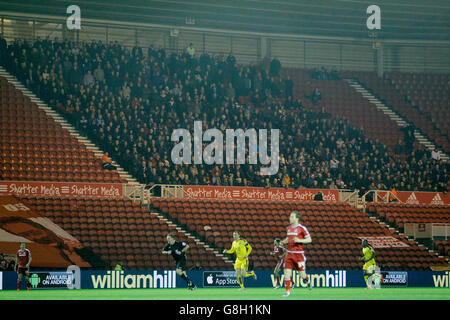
[0,0,449,41]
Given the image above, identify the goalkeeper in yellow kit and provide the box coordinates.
[223,231,257,290]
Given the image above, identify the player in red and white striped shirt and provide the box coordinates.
[270,238,287,289]
[280,211,312,297]
[14,242,32,291]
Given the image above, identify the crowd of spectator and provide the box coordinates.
[0,253,15,271]
[311,66,340,81]
[2,37,448,194]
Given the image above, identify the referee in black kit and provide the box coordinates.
[162,233,197,290]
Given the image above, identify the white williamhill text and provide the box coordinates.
[90,270,177,289]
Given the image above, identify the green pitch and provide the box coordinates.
[0,287,449,300]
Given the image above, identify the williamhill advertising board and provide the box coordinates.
[1,270,449,290]
[82,270,449,289]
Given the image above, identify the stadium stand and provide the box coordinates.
[341,71,450,154]
[2,38,447,193]
[282,68,405,154]
[153,198,446,270]
[0,65,229,270]
[367,203,450,229]
[368,202,449,261]
[0,35,448,272]
[385,72,449,148]
[16,196,228,270]
[0,76,126,183]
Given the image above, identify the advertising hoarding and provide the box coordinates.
[1,270,449,290]
[184,185,339,202]
[377,191,450,205]
[0,181,123,198]
[28,271,75,289]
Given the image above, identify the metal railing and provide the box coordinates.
[404,223,449,240]
[339,189,359,205]
[361,190,401,204]
[124,184,183,206]
[123,184,147,205]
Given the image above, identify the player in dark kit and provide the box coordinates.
[14,242,32,291]
[162,233,197,290]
